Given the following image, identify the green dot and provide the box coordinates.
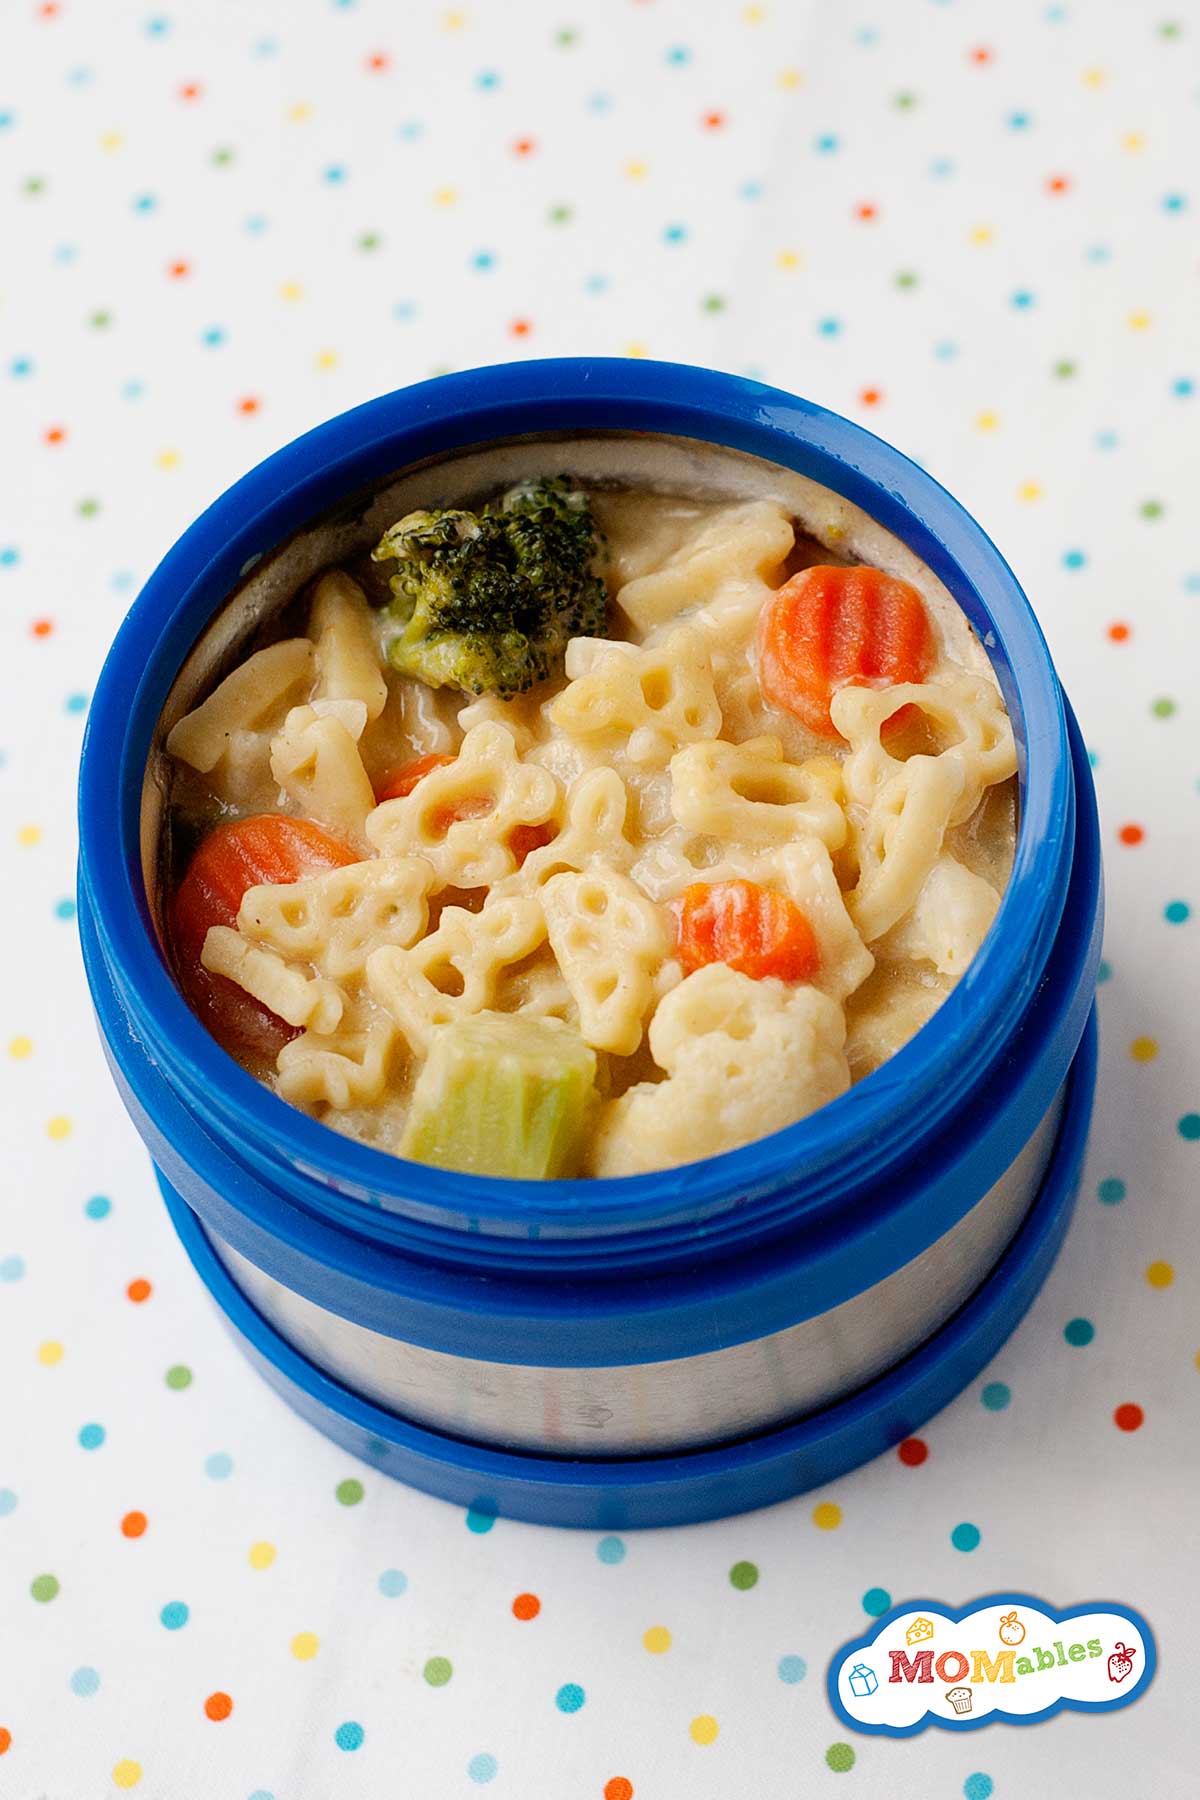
[1053,358,1077,379]
[357,231,381,252]
[895,269,918,289]
[77,497,101,518]
[1152,696,1177,718]
[31,1572,59,1603]
[89,310,112,329]
[894,91,917,109]
[23,175,46,196]
[547,203,573,224]
[1140,499,1165,519]
[165,1364,192,1390]
[336,1478,364,1506]
[729,1560,759,1590]
[825,1742,856,1772]
[554,27,579,47]
[423,1655,453,1687]
[1158,20,1182,39]
[211,146,236,166]
[702,294,726,313]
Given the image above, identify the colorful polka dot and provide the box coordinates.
[778,1654,807,1683]
[951,1521,982,1551]
[1064,1317,1095,1346]
[70,1666,100,1697]
[336,1478,363,1506]
[513,1592,541,1620]
[963,1777,995,1800]
[424,1656,453,1687]
[555,1682,586,1713]
[248,1542,276,1570]
[812,1501,842,1530]
[688,1714,718,1745]
[204,1691,233,1721]
[981,1381,1011,1410]
[468,1753,498,1783]
[165,1363,192,1390]
[290,1631,319,1660]
[160,1601,189,1629]
[597,1535,626,1564]
[31,1573,59,1602]
[825,1743,856,1772]
[862,1586,891,1616]
[1114,1403,1144,1431]
[112,1761,142,1789]
[642,1625,671,1653]
[729,1560,758,1590]
[1146,1261,1174,1288]
[379,1569,408,1597]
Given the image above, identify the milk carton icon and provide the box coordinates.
[848,1662,879,1698]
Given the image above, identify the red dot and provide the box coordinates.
[121,1510,147,1538]
[366,51,390,71]
[37,2,59,16]
[204,1691,233,1721]
[510,319,532,338]
[702,110,726,130]
[0,1727,10,1755]
[178,82,202,101]
[860,387,883,407]
[168,260,190,280]
[44,425,66,445]
[238,396,261,415]
[1046,174,1071,195]
[969,46,994,65]
[854,202,877,222]
[31,619,53,638]
[512,1592,541,1621]
[897,1437,928,1467]
[605,1782,634,1800]
[1107,622,1131,643]
[512,137,536,157]
[126,1278,152,1303]
[1114,1403,1144,1432]
[1118,823,1144,846]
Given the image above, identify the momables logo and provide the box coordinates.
[828,1595,1156,1737]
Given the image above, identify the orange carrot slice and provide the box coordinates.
[375,752,457,802]
[671,879,820,983]
[757,564,935,739]
[377,752,555,861]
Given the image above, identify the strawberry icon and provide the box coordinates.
[1107,1642,1136,1684]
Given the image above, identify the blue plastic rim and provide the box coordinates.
[78,358,1084,1259]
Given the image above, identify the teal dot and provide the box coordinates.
[248,1792,275,1800]
[204,1452,232,1480]
[85,1195,111,1219]
[335,1721,364,1752]
[70,1665,100,1697]
[596,1535,625,1564]
[378,1568,407,1597]
[0,1488,16,1516]
[1064,1317,1094,1346]
[1062,548,1087,569]
[0,1255,24,1282]
[78,1422,105,1450]
[1179,1114,1200,1141]
[778,1654,807,1683]
[468,1753,498,1784]
[862,1586,891,1616]
[1165,900,1190,923]
[951,1521,981,1552]
[65,692,88,714]
[981,1381,1011,1410]
[466,1500,496,1533]
[1097,959,1112,983]
[964,1777,994,1800]
[1098,1177,1126,1204]
[55,897,76,921]
[160,1600,189,1630]
[555,1682,585,1713]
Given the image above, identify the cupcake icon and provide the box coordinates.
[946,1686,974,1716]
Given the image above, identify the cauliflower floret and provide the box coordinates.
[588,964,849,1177]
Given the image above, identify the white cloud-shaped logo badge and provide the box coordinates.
[828,1595,1155,1736]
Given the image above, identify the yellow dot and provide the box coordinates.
[290,1631,319,1660]
[99,130,125,152]
[1017,481,1043,502]
[643,1625,672,1654]
[315,349,338,370]
[689,1715,719,1746]
[775,249,802,271]
[47,1116,71,1140]
[1194,1349,1200,1372]
[1146,1261,1174,1289]
[248,1541,276,1570]
[624,160,648,181]
[9,1035,32,1060]
[743,3,767,21]
[279,281,304,303]
[974,410,999,432]
[625,342,648,359]
[433,186,458,207]
[1121,130,1146,152]
[812,1501,842,1530]
[443,8,467,28]
[777,67,803,90]
[1082,68,1106,88]
[37,1340,64,1367]
[155,449,180,471]
[112,1761,142,1790]
[286,102,312,123]
[969,225,994,247]
[17,824,41,847]
[1128,311,1151,332]
[1129,1036,1158,1063]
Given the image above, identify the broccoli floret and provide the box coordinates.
[370,477,608,698]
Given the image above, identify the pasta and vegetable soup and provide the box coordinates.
[157,440,1017,1180]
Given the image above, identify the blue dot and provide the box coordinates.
[393,300,417,321]
[1062,549,1087,570]
[471,250,495,270]
[335,1721,364,1752]
[0,1255,24,1282]
[596,1535,625,1565]
[378,1568,407,1597]
[1185,573,1200,594]
[55,898,76,921]
[323,164,347,183]
[1097,959,1112,983]
[204,1452,233,1480]
[585,273,609,298]
[1096,1178,1126,1209]
[468,1753,499,1784]
[466,1501,497,1534]
[964,1777,994,1800]
[981,1381,1011,1411]
[663,223,688,244]
[111,570,136,591]
[1165,900,1191,923]
[1094,429,1120,450]
[1172,376,1194,397]
[1011,289,1035,308]
[1086,244,1111,264]
[65,692,88,713]
[1162,193,1186,213]
[856,25,879,45]
[160,1600,189,1630]
[739,178,764,200]
[253,36,278,57]
[929,156,956,178]
[1178,1113,1200,1141]
[0,546,19,566]
[934,340,958,360]
[777,1654,807,1684]
[555,1682,585,1713]
[1063,1317,1094,1347]
[0,1489,17,1516]
[475,69,500,90]
[121,379,145,402]
[244,214,268,234]
[144,16,170,35]
[85,1195,111,1220]
[9,356,32,377]
[1008,110,1032,130]
[132,193,157,213]
[815,133,839,153]
[248,1792,276,1800]
[0,110,14,129]
[586,92,611,113]
[817,317,841,337]
[397,120,424,141]
[70,1665,100,1697]
[665,45,691,65]
[951,1521,982,1552]
[67,66,94,86]
[54,244,78,264]
[862,1587,891,1616]
[79,1422,106,1450]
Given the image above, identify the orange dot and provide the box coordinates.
[1145,1260,1174,1289]
[1046,174,1071,194]
[178,82,202,101]
[0,1727,10,1754]
[44,425,66,444]
[1107,622,1131,642]
[1114,1402,1143,1432]
[39,1,60,15]
[605,1781,634,1800]
[512,1592,541,1620]
[1118,823,1144,846]
[702,110,726,129]
[366,51,390,71]
[969,45,994,64]
[512,137,536,157]
[32,619,53,637]
[855,202,877,221]
[238,397,261,415]
[168,260,190,279]
[126,1277,152,1303]
[204,1691,233,1721]
[860,387,883,407]
[510,319,532,337]
[1129,1036,1158,1063]
[121,1510,147,1539]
